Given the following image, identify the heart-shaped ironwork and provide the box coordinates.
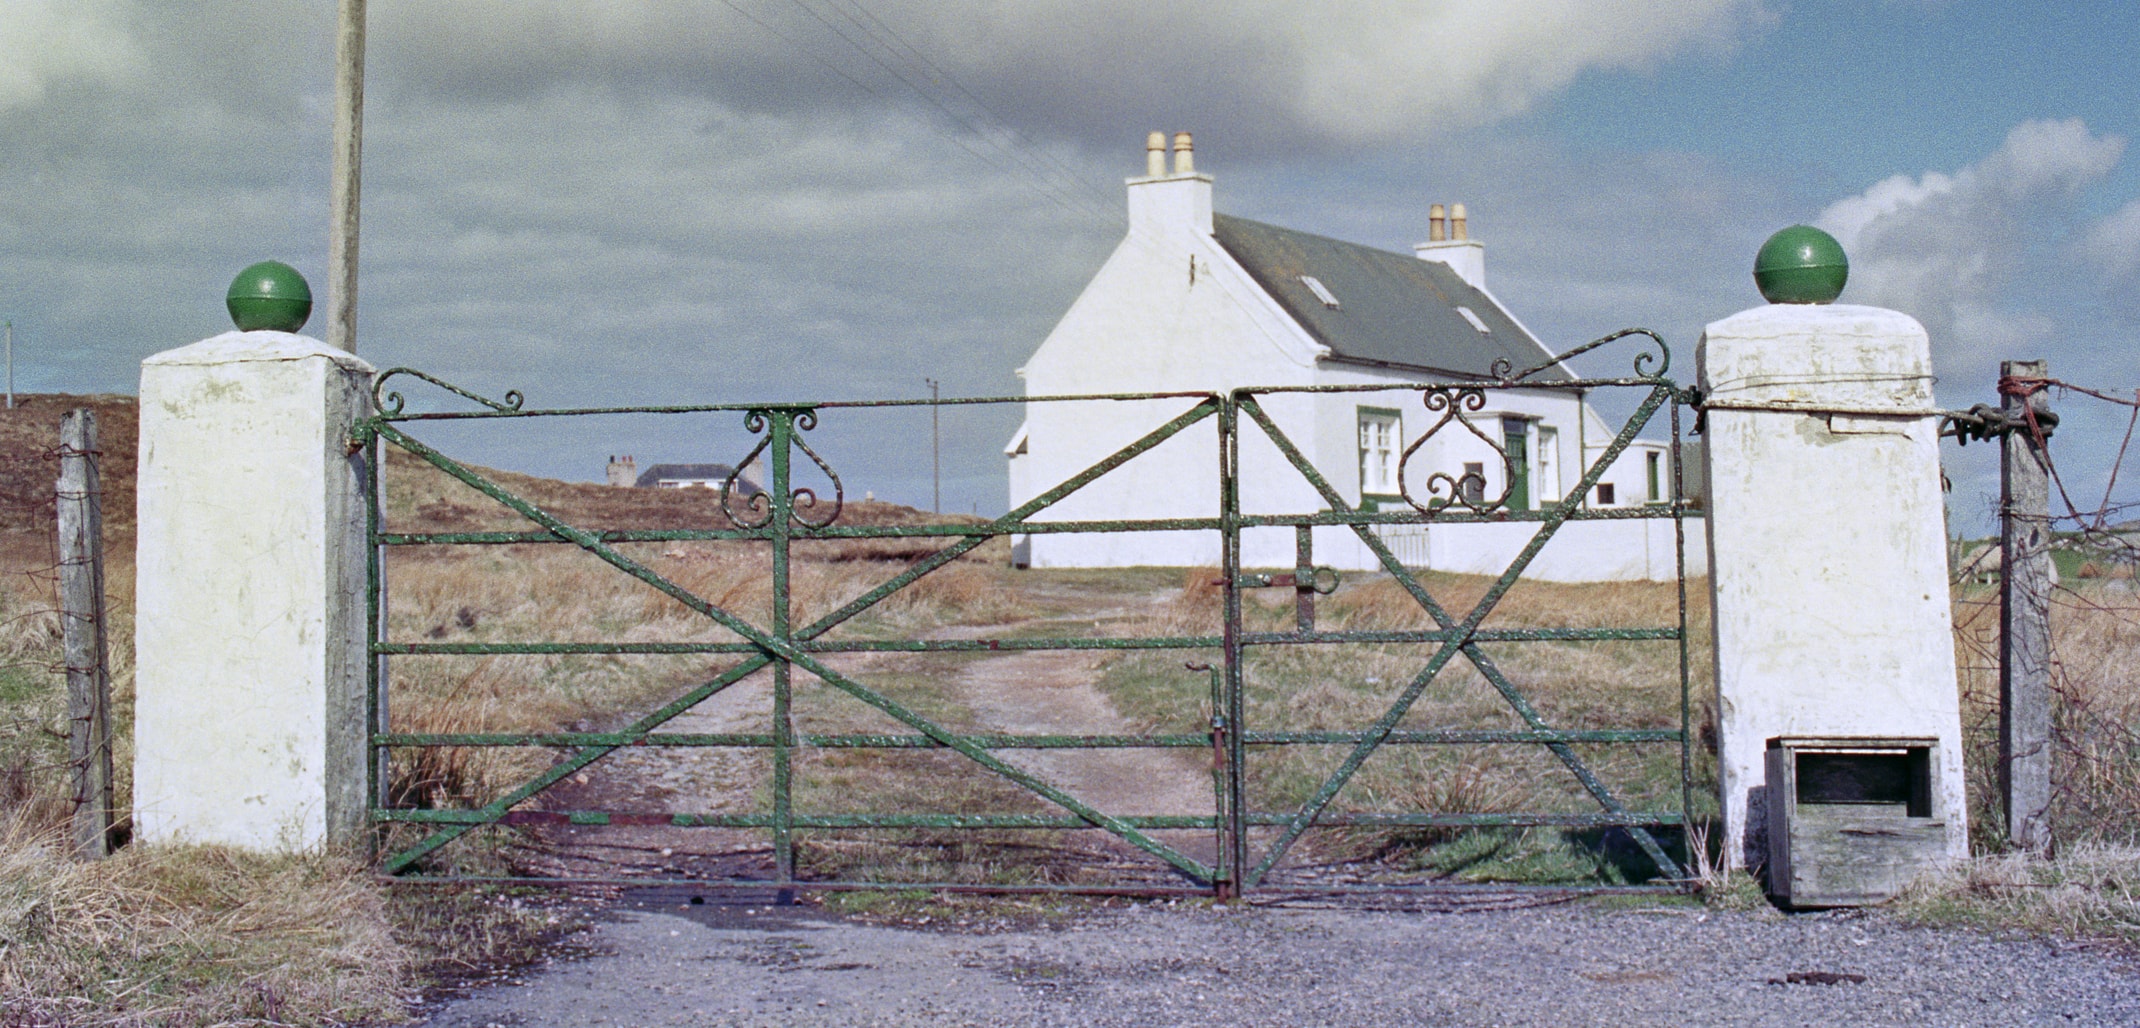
[1395,386,1517,517]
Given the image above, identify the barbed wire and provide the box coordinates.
[1951,373,2140,844]
[0,436,97,814]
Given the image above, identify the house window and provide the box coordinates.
[1646,451,1662,503]
[1462,462,1486,505]
[1536,427,1560,504]
[1358,408,1401,500]
[1596,482,1616,506]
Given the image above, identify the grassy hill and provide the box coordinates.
[0,394,138,533]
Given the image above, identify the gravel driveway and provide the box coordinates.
[417,889,2140,1027]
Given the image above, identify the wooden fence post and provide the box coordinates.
[59,407,115,859]
[2000,358,2053,856]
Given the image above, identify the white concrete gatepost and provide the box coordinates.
[1699,303,1966,872]
[133,331,374,851]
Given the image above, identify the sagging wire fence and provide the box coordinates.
[0,407,120,859]
[1947,364,2140,852]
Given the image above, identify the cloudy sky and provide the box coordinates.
[3,1,2137,526]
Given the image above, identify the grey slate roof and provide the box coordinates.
[634,463,763,494]
[1211,214,1571,383]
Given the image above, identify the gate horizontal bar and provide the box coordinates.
[1245,811,1683,827]
[376,731,1218,748]
[375,627,1673,656]
[375,728,1680,748]
[1236,505,1692,528]
[373,385,1223,422]
[1239,627,1680,645]
[374,506,1696,546]
[379,517,1228,546]
[377,810,1220,829]
[375,635,1224,656]
[374,809,1679,829]
[381,876,1220,898]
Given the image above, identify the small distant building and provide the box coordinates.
[607,455,763,495]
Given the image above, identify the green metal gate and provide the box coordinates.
[360,330,1696,897]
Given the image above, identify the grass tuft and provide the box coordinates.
[1896,845,2140,945]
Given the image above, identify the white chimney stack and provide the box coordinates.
[1416,200,1486,290]
[1126,130,1213,237]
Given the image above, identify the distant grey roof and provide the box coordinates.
[635,463,762,493]
[1211,214,1570,383]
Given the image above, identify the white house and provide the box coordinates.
[1005,132,1700,582]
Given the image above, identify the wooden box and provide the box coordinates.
[1765,736,1946,908]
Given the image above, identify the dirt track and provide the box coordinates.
[521,575,1215,882]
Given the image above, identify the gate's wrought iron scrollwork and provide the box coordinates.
[787,411,843,529]
[721,416,776,529]
[1396,386,1516,517]
[371,367,526,416]
[1494,328,1672,385]
[721,409,845,529]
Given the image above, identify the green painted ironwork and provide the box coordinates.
[361,328,1697,897]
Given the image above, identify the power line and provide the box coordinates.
[773,0,1116,224]
[718,0,1092,221]
[818,0,1117,212]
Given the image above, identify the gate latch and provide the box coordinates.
[1228,567,1340,594]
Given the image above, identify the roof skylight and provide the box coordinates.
[1299,275,1340,309]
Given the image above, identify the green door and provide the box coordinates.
[1503,418,1529,512]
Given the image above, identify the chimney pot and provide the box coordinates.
[1145,131,1166,177]
[1451,202,1468,241]
[1429,203,1447,242]
[1172,131,1194,175]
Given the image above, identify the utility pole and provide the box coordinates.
[925,378,941,513]
[2000,358,2053,856]
[327,0,367,354]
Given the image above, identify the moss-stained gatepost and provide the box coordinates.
[133,328,373,851]
[1700,291,1967,881]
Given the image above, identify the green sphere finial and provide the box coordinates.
[225,261,313,332]
[1753,225,1848,304]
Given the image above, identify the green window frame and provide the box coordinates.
[1357,405,1403,509]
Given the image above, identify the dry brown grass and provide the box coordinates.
[1953,579,2140,847]
[0,532,135,838]
[1897,843,2140,945]
[0,809,410,1026]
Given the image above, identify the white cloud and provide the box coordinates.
[1816,118,2126,380]
[0,1,142,112]
[2080,198,2140,280]
[370,0,1766,153]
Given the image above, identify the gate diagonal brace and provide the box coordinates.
[372,405,1222,881]
[1235,390,1686,885]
